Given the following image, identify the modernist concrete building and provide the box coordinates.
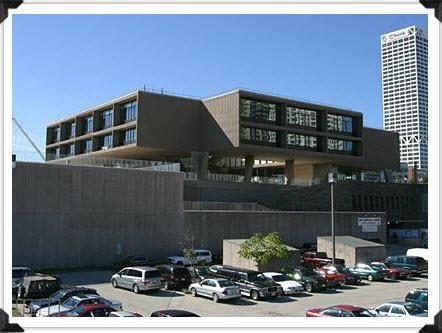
[46,89,400,184]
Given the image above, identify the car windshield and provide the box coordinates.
[404,304,424,315]
[247,273,268,282]
[62,298,79,308]
[272,274,290,282]
[196,267,210,275]
[49,290,68,300]
[66,306,84,317]
[372,264,385,271]
[218,280,235,287]
[353,308,376,317]
[173,268,191,277]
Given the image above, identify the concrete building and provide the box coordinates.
[46,89,400,184]
[381,26,428,170]
[317,236,387,267]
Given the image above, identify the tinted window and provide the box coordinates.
[172,268,191,277]
[396,257,405,264]
[196,251,211,257]
[404,304,424,315]
[407,292,418,300]
[321,308,341,316]
[127,269,142,278]
[144,270,161,278]
[377,305,391,313]
[207,280,217,287]
[217,269,232,278]
[218,280,235,287]
[131,256,147,263]
[120,269,128,275]
[12,270,26,279]
[272,275,290,282]
[406,258,416,264]
[91,309,111,317]
[201,280,210,286]
[391,306,406,315]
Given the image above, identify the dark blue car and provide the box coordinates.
[27,287,98,316]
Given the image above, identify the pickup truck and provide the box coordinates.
[302,252,333,267]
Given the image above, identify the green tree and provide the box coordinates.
[183,247,196,265]
[238,232,290,265]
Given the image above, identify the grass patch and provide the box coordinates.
[12,308,22,317]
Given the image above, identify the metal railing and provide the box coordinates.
[13,297,61,317]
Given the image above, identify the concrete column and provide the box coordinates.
[285,159,295,185]
[244,155,254,183]
[191,152,209,180]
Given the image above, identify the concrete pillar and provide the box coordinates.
[244,155,254,182]
[191,152,209,180]
[285,159,295,185]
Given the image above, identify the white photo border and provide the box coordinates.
[3,1,440,329]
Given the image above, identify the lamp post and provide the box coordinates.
[328,172,336,264]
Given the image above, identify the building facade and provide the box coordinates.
[46,89,400,183]
[381,26,428,170]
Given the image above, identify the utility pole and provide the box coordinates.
[328,172,336,264]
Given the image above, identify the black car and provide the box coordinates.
[214,266,280,301]
[114,255,150,271]
[26,287,99,316]
[281,266,328,292]
[188,266,217,283]
[156,264,193,290]
[150,309,200,317]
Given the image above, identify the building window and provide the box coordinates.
[52,127,60,143]
[240,99,277,122]
[55,147,60,159]
[121,101,137,122]
[68,144,75,156]
[102,134,113,149]
[102,109,114,129]
[84,116,93,134]
[240,127,277,145]
[287,133,317,150]
[327,138,354,153]
[286,107,317,129]
[69,122,76,138]
[84,139,92,153]
[327,114,354,134]
[124,128,136,145]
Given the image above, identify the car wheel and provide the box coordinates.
[112,279,118,288]
[304,283,313,293]
[367,275,374,281]
[133,284,140,294]
[212,293,219,303]
[390,274,396,280]
[250,290,259,301]
[190,288,197,297]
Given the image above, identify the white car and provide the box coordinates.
[37,294,122,317]
[109,311,142,317]
[189,278,241,302]
[374,301,427,317]
[168,249,212,266]
[262,272,304,295]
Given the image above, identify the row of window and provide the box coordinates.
[351,194,415,212]
[50,100,137,143]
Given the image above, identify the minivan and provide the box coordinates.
[384,255,428,276]
[156,264,192,290]
[111,266,162,294]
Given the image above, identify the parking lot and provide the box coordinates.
[52,269,427,317]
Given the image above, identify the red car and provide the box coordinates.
[302,252,332,267]
[306,305,377,317]
[315,267,346,287]
[370,262,410,280]
[49,303,115,317]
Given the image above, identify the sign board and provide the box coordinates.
[358,217,381,233]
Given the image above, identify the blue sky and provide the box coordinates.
[12,14,427,156]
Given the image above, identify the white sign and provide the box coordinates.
[362,225,378,233]
[358,217,382,226]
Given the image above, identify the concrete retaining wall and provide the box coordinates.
[12,162,185,269]
[184,211,387,256]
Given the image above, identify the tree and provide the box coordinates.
[238,232,290,265]
[183,247,196,265]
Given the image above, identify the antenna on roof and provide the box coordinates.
[161,88,164,94]
[143,84,146,91]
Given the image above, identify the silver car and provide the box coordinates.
[189,278,241,302]
[111,266,162,293]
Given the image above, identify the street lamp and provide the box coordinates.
[328,172,336,264]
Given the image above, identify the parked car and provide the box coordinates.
[49,304,115,317]
[17,275,61,300]
[280,266,328,293]
[156,264,193,290]
[262,272,304,295]
[12,267,36,298]
[26,287,99,316]
[188,266,217,283]
[208,265,222,274]
[214,266,280,300]
[374,301,427,317]
[347,263,388,281]
[189,278,241,302]
[109,311,143,317]
[384,255,428,276]
[150,309,200,317]
[37,294,122,317]
[113,255,150,271]
[406,248,428,262]
[321,265,361,285]
[111,266,162,294]
[301,251,332,267]
[370,261,410,280]
[167,249,213,266]
[405,288,428,310]
[315,267,346,288]
[306,305,377,317]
